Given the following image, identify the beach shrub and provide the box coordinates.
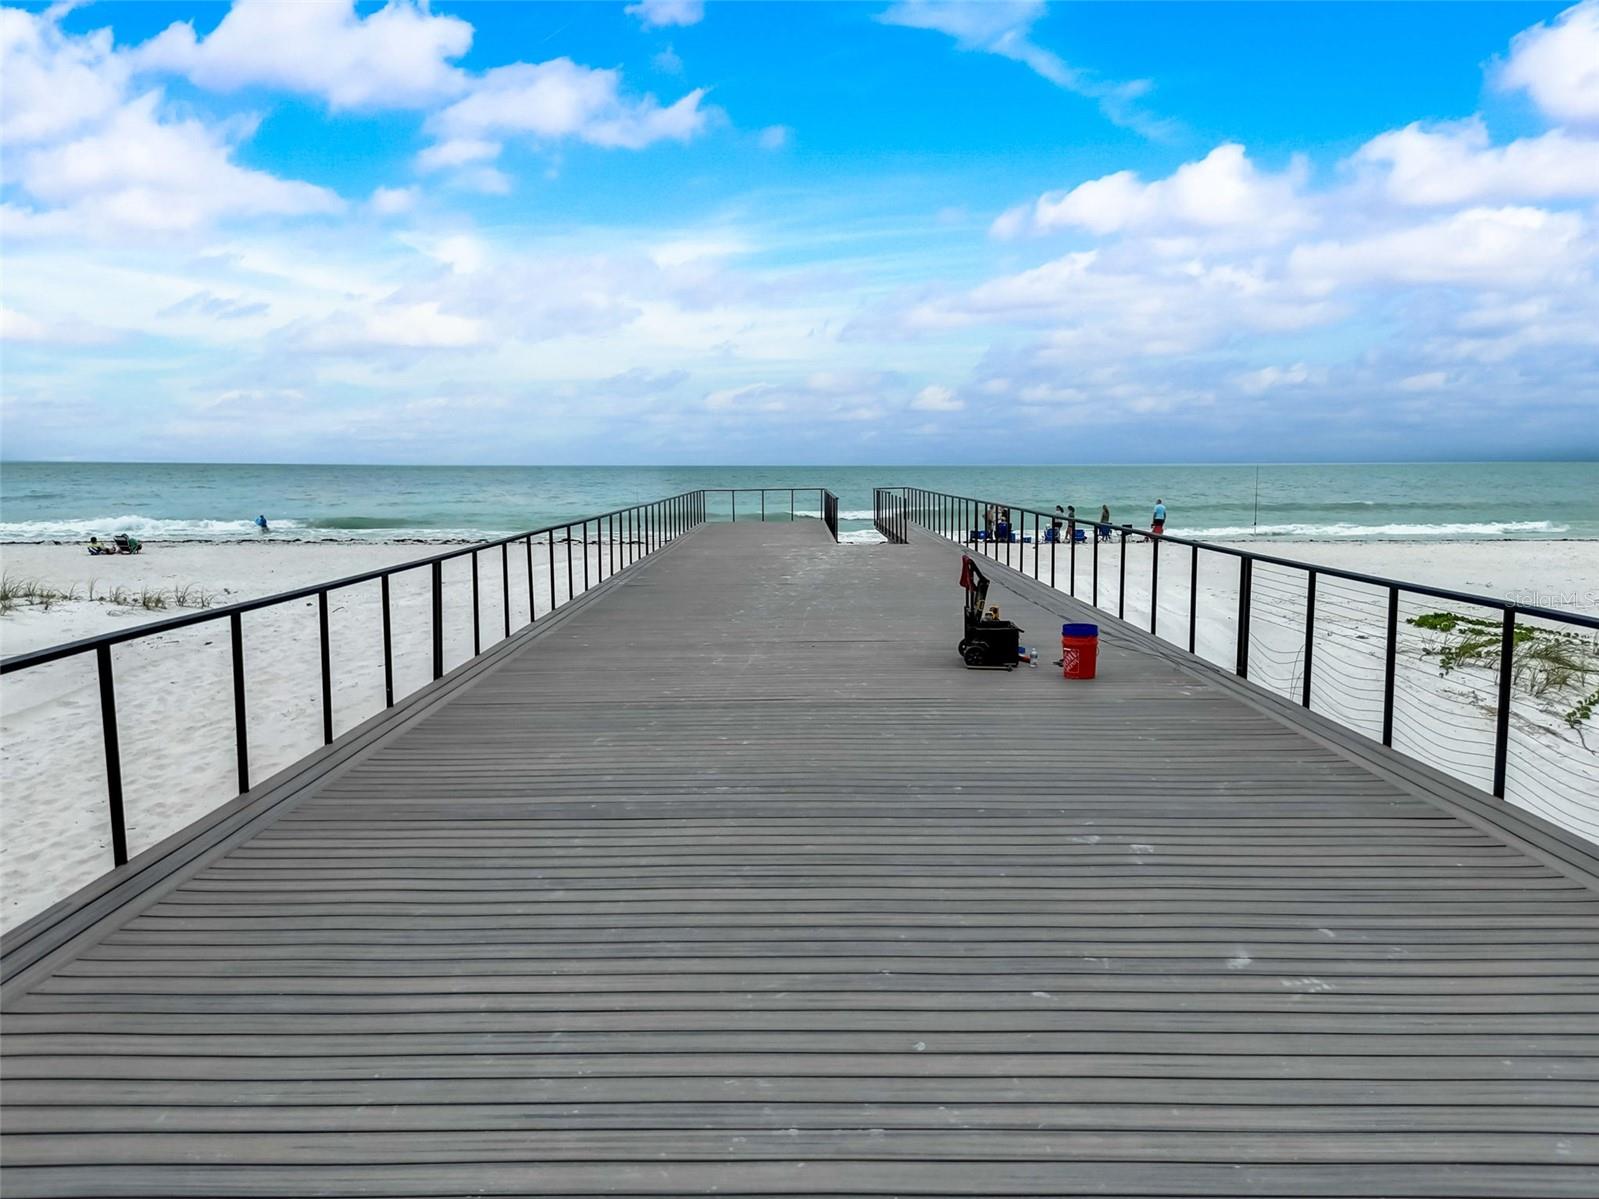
[1566,688,1597,730]
[1410,609,1596,704]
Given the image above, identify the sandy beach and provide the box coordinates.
[2,533,1597,932]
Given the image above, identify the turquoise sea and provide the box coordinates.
[1,462,1595,544]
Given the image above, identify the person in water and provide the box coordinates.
[1151,498,1166,536]
[255,514,269,533]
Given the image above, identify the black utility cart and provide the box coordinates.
[957,555,1021,669]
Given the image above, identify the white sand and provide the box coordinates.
[2,535,1596,933]
[0,536,630,931]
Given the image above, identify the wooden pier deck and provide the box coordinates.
[3,520,1598,1197]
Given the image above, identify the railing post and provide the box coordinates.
[761,491,766,522]
[470,552,481,657]
[381,573,395,703]
[95,643,128,867]
[732,492,736,523]
[318,589,333,745]
[1050,518,1056,588]
[1493,608,1516,797]
[1032,513,1040,579]
[1188,545,1198,654]
[566,525,575,598]
[1235,557,1252,678]
[1150,537,1159,636]
[1092,531,1099,607]
[547,530,556,607]
[1381,585,1399,746]
[526,536,536,622]
[230,610,249,793]
[1069,522,1076,596]
[502,543,511,638]
[1301,570,1316,708]
[582,521,591,592]
[432,560,444,679]
[1117,531,1127,619]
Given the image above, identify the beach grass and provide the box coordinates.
[0,575,214,617]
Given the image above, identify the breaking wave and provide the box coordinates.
[1185,520,1569,540]
[0,514,499,543]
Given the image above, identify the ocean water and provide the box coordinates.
[1,461,1594,544]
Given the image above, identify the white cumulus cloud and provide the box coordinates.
[1353,119,1599,206]
[1496,0,1599,127]
[426,58,710,167]
[994,144,1311,242]
[911,384,964,411]
[9,91,342,235]
[1,7,344,236]
[1290,206,1590,291]
[134,0,473,109]
[0,6,129,145]
[626,0,705,29]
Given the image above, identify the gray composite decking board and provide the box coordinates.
[3,520,1597,1197]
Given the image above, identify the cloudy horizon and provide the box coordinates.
[3,0,1597,465]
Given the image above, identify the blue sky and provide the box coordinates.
[2,0,1596,464]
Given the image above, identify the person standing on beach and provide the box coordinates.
[1151,498,1166,536]
[983,505,995,540]
[1098,505,1112,541]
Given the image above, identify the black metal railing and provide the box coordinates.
[4,490,703,865]
[881,485,1599,838]
[699,488,841,542]
[0,487,850,882]
[873,488,907,544]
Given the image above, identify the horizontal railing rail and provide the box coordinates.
[695,487,841,541]
[1,485,846,894]
[879,485,1599,841]
[1,491,688,878]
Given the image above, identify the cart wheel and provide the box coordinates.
[957,639,969,656]
[963,645,987,667]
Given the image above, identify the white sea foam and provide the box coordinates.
[0,514,508,543]
[838,529,888,544]
[1184,520,1568,540]
[0,514,309,542]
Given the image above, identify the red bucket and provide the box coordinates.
[1061,623,1098,680]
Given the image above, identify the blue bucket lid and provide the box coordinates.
[1062,623,1098,637]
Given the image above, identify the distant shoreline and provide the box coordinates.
[7,535,1599,548]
